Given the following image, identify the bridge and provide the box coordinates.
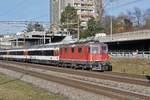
[94,29,150,52]
[96,29,150,43]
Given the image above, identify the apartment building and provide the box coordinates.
[50,0,101,28]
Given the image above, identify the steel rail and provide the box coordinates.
[0,64,150,100]
[2,60,149,87]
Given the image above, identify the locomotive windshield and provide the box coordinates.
[102,45,108,53]
[89,47,99,54]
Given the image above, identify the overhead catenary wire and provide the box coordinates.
[103,0,118,8]
[26,14,49,21]
[0,0,28,17]
[0,0,50,34]
[106,0,146,10]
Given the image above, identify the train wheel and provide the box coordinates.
[109,65,112,71]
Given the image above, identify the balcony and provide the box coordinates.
[81,14,94,17]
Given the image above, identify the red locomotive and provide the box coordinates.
[0,41,112,71]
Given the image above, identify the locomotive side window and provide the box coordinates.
[78,48,82,53]
[88,47,90,53]
[71,48,74,53]
[65,48,68,53]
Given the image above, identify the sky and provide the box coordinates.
[0,0,150,34]
[0,0,49,21]
[105,0,150,16]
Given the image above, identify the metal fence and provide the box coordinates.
[109,51,150,58]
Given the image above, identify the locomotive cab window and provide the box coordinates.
[89,47,99,54]
[102,45,108,53]
[92,47,99,54]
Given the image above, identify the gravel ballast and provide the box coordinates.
[0,67,115,100]
[2,62,150,97]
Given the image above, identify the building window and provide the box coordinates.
[68,3,71,6]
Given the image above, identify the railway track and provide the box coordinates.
[0,62,150,100]
[1,60,150,87]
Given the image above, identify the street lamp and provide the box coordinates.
[77,0,82,41]
[77,15,80,41]
[110,15,113,41]
[109,2,113,41]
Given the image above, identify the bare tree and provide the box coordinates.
[95,0,103,24]
[96,0,118,25]
[101,15,111,34]
[117,13,128,22]
[144,8,150,26]
[133,7,142,26]
[127,10,133,20]
[26,23,44,32]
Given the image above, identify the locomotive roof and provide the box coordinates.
[0,41,106,51]
[61,42,105,47]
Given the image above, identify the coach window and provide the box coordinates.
[43,50,54,56]
[71,48,74,53]
[17,51,24,55]
[0,52,5,55]
[49,50,54,56]
[10,52,15,55]
[34,51,38,55]
[28,51,33,55]
[43,50,47,56]
[65,48,68,53]
[78,48,82,53]
[39,51,42,55]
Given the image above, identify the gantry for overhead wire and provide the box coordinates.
[0,21,49,25]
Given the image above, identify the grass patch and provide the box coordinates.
[110,58,150,75]
[0,73,66,100]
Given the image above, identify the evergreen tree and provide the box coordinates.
[26,23,44,32]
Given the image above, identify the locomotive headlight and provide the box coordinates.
[103,63,106,66]
[103,61,108,66]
